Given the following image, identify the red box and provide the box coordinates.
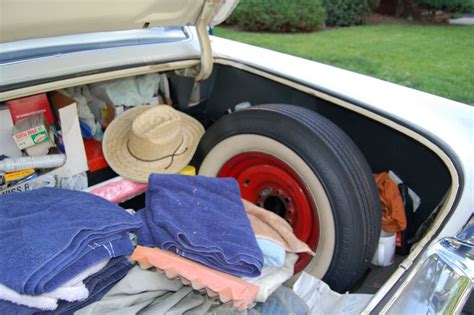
[83,139,108,172]
[6,93,54,125]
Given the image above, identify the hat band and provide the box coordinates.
[126,137,189,170]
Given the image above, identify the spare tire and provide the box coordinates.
[194,104,381,292]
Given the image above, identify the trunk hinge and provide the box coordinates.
[194,0,222,81]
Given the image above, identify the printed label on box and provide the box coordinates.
[13,125,50,149]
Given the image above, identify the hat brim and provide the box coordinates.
[103,105,204,183]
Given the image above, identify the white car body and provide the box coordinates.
[209,36,473,313]
[0,0,472,313]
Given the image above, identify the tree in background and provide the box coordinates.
[368,0,381,10]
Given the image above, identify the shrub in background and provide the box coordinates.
[226,0,326,32]
[322,0,371,26]
[413,0,474,13]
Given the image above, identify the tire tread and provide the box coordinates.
[195,104,381,291]
[246,105,380,289]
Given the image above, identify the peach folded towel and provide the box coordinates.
[130,246,259,310]
[243,200,315,255]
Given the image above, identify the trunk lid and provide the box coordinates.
[0,0,237,43]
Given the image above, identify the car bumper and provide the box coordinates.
[381,220,473,314]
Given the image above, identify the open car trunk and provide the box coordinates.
[0,56,458,315]
[0,60,452,298]
[1,0,469,312]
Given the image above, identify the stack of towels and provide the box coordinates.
[134,173,314,308]
[136,174,264,277]
[0,188,141,314]
[0,174,316,314]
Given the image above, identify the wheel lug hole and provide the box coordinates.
[243,179,250,187]
[284,197,290,203]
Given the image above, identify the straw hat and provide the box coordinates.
[103,105,204,183]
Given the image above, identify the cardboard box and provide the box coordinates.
[6,93,54,125]
[12,114,51,149]
[0,105,22,158]
[49,91,77,119]
[1,95,89,195]
[46,92,89,177]
[83,139,108,173]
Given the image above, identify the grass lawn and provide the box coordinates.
[216,24,474,105]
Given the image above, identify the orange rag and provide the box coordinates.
[374,172,407,233]
[130,246,259,310]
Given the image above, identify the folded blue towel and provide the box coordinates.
[41,256,134,315]
[0,188,141,295]
[0,257,134,315]
[135,210,153,246]
[0,299,35,315]
[39,234,133,294]
[137,174,263,277]
[257,239,286,268]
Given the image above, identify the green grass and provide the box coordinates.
[216,25,474,105]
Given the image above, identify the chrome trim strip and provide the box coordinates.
[0,60,200,101]
[382,225,474,314]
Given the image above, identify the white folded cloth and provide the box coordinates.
[0,259,109,310]
[245,253,298,302]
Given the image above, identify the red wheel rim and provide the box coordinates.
[217,152,319,272]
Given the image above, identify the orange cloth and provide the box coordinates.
[130,246,259,310]
[375,172,407,233]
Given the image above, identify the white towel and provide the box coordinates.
[0,259,109,310]
[46,259,109,301]
[245,253,298,302]
[0,284,58,310]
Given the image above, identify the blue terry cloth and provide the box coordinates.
[257,239,286,268]
[0,257,134,315]
[40,257,134,315]
[38,234,134,294]
[0,300,36,315]
[134,210,153,246]
[137,174,263,277]
[0,188,141,296]
[0,299,36,315]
